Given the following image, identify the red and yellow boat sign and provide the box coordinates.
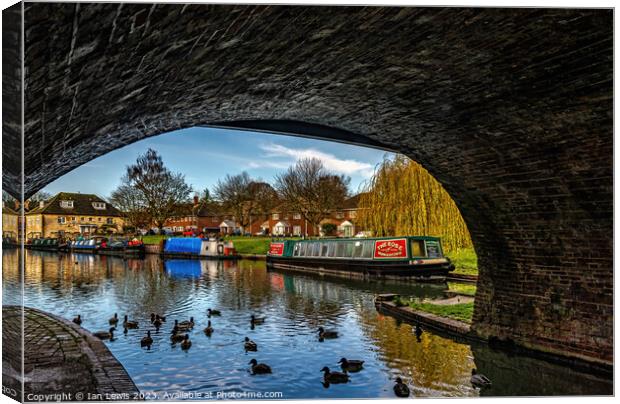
[374,239,408,259]
[269,242,285,256]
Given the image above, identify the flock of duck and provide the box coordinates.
[72,312,491,397]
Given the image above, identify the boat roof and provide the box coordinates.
[281,235,442,243]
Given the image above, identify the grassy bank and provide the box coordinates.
[446,248,478,276]
[141,235,168,244]
[224,237,272,255]
[406,301,474,323]
[447,282,477,297]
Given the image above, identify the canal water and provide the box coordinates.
[2,250,612,398]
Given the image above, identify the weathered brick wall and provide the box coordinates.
[7,4,613,364]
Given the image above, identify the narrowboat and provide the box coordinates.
[266,236,455,281]
[161,237,241,260]
[69,236,105,253]
[27,237,68,252]
[97,237,145,257]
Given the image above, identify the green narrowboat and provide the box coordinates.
[266,236,455,280]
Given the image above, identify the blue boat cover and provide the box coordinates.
[165,260,202,278]
[164,238,202,254]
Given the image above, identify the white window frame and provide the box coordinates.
[272,213,279,220]
[57,216,66,224]
[92,202,106,210]
[293,213,301,220]
[60,200,74,209]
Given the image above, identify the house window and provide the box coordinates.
[212,217,218,223]
[349,210,357,218]
[92,202,106,210]
[60,200,73,209]
[98,217,102,222]
[293,225,301,236]
[80,217,84,221]
[57,217,66,224]
[293,213,301,220]
[88,217,93,222]
[272,213,279,220]
[336,212,344,219]
[107,218,113,225]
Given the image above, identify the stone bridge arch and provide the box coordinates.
[3,3,612,366]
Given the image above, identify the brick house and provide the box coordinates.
[24,192,124,239]
[165,196,235,234]
[2,202,19,240]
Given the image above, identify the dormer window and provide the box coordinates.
[92,202,106,210]
[60,200,73,209]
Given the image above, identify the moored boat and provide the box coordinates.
[97,236,145,257]
[161,237,241,260]
[27,237,68,252]
[266,236,455,281]
[69,236,105,253]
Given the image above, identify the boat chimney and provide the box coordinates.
[39,201,45,208]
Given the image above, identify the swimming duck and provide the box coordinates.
[470,369,491,388]
[141,331,153,347]
[338,358,364,372]
[318,327,338,339]
[123,315,139,329]
[250,315,265,325]
[170,329,186,343]
[153,317,162,329]
[109,313,119,325]
[207,308,221,317]
[93,327,115,341]
[249,359,272,374]
[157,314,166,322]
[176,317,194,330]
[244,337,258,351]
[393,377,410,397]
[180,334,192,350]
[72,315,82,326]
[414,323,423,338]
[203,321,214,336]
[320,367,349,384]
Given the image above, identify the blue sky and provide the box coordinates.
[41,127,394,199]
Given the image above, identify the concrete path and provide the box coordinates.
[2,306,140,401]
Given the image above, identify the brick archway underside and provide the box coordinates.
[3,4,612,365]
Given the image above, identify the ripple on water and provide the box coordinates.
[4,250,613,399]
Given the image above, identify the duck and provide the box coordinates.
[176,318,194,331]
[153,317,162,329]
[320,367,349,384]
[318,327,338,339]
[203,321,214,336]
[93,327,115,341]
[248,359,272,374]
[244,337,258,351]
[157,314,166,322]
[180,334,192,350]
[138,330,153,347]
[470,369,491,388]
[250,315,265,325]
[207,308,221,317]
[338,358,364,372]
[72,315,82,326]
[123,315,139,329]
[170,329,186,343]
[414,323,423,338]
[109,313,119,325]
[393,377,410,397]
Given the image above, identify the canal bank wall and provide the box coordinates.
[2,306,140,401]
[374,296,613,378]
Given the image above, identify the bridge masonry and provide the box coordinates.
[2,3,613,367]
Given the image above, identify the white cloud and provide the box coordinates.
[257,143,375,177]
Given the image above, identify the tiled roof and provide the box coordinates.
[25,192,122,217]
[2,203,18,215]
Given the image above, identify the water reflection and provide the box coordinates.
[2,250,612,398]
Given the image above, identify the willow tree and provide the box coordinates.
[357,155,472,252]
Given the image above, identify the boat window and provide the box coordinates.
[361,240,374,258]
[344,242,354,258]
[411,240,426,257]
[312,242,321,257]
[321,243,329,257]
[353,241,364,258]
[293,243,300,256]
[327,242,337,257]
[335,242,345,257]
[425,241,442,258]
[299,243,307,257]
